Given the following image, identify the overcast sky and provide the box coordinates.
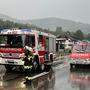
[0,0,90,24]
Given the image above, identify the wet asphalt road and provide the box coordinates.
[0,62,90,90]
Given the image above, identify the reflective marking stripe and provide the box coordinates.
[24,66,32,69]
[39,56,44,58]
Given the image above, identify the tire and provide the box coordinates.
[44,64,51,72]
[5,65,14,71]
[19,66,25,72]
[70,64,76,71]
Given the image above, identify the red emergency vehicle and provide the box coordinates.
[0,29,56,71]
[70,42,90,70]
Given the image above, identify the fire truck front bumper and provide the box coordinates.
[0,57,24,66]
[70,59,90,70]
[70,59,90,65]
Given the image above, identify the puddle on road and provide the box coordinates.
[0,68,55,90]
[70,70,90,90]
[25,69,55,90]
[0,64,90,90]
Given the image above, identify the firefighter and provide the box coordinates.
[23,46,34,76]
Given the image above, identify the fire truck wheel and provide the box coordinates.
[70,64,76,71]
[5,65,13,71]
[19,66,25,72]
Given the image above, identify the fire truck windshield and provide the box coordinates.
[0,35,23,48]
[72,43,90,53]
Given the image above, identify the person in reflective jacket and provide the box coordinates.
[23,46,34,75]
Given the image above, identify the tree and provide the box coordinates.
[64,31,71,38]
[85,33,90,41]
[55,27,64,36]
[73,29,84,40]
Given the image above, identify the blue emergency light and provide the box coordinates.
[21,29,31,32]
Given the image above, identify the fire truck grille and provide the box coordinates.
[2,53,19,58]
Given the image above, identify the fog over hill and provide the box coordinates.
[30,17,90,34]
[0,13,90,34]
[0,13,22,23]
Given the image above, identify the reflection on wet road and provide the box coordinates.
[0,66,55,90]
[26,69,55,90]
[54,64,90,90]
[0,64,90,90]
[70,71,90,90]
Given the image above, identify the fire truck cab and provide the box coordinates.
[0,29,56,71]
[70,42,90,70]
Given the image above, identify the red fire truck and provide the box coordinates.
[70,42,90,70]
[0,29,56,71]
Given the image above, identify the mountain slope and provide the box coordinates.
[0,13,90,34]
[0,13,23,23]
[30,17,90,33]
